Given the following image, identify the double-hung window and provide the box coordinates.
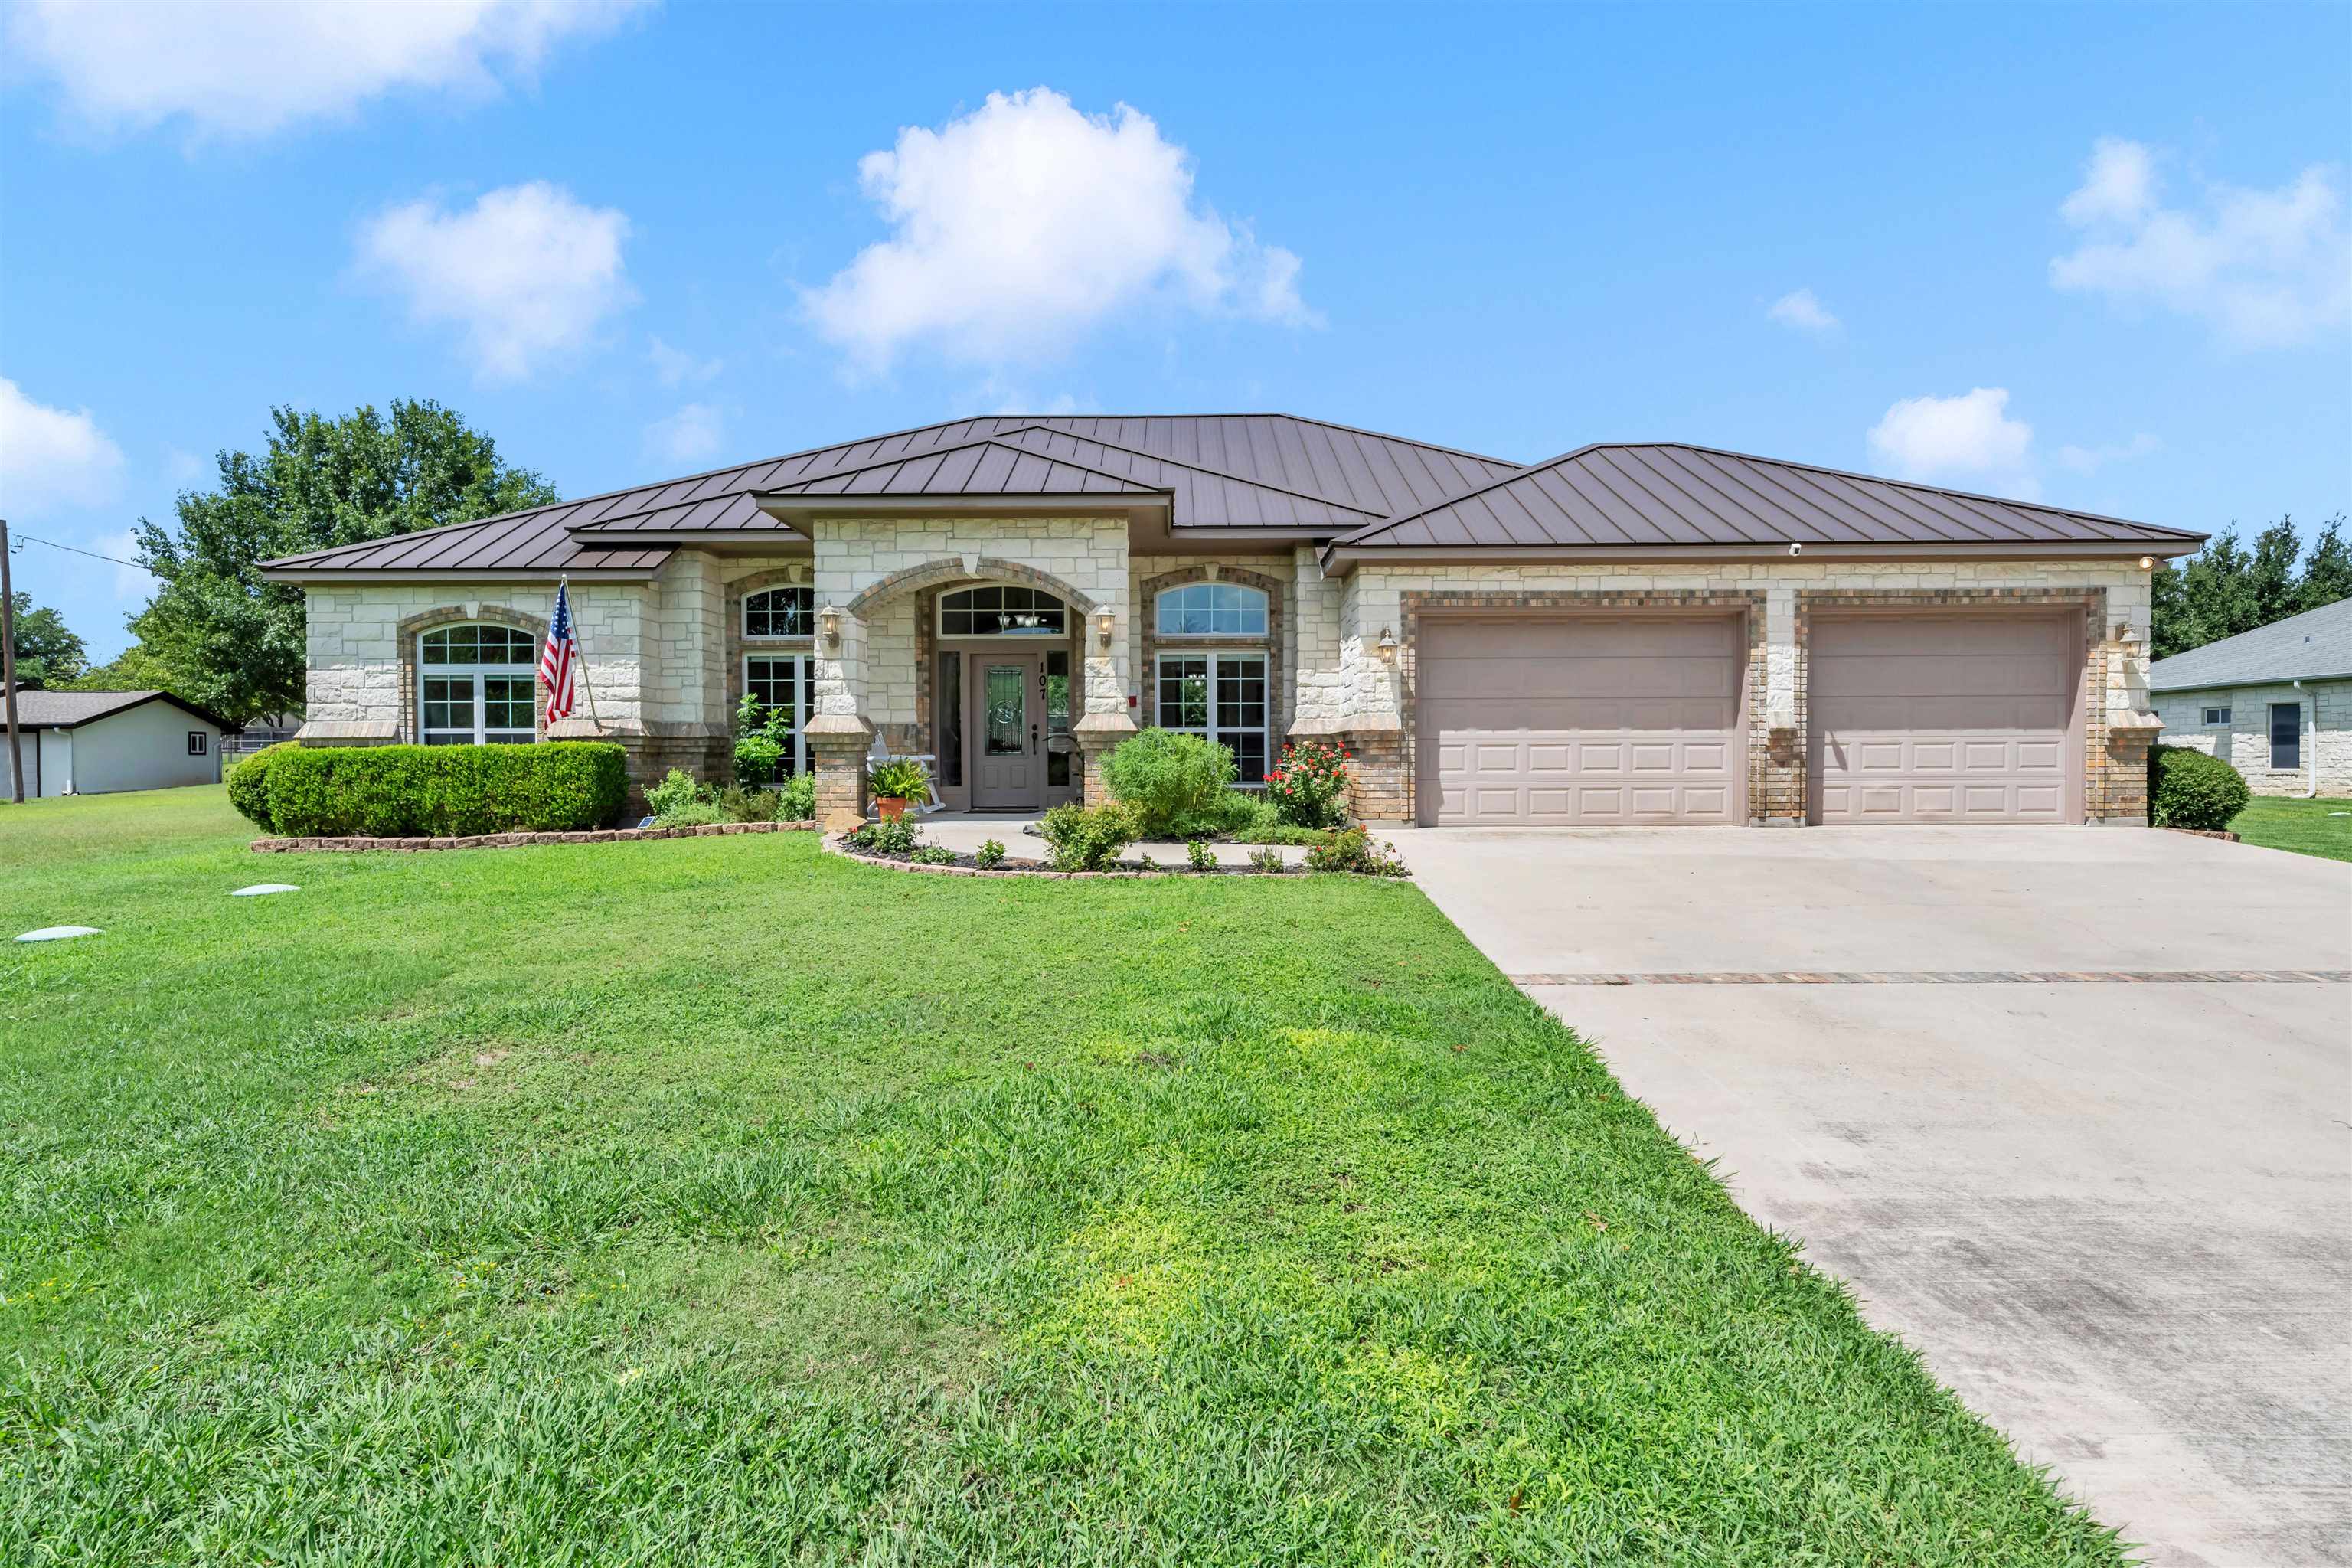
[1155,652,1269,782]
[420,624,537,745]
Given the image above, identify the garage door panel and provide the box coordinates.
[1811,616,2075,825]
[1420,616,1745,826]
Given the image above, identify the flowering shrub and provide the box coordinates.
[1263,738,1351,828]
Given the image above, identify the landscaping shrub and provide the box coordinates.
[263,743,627,837]
[1037,801,1135,871]
[910,844,958,865]
[1305,825,1410,877]
[1102,730,1233,837]
[717,785,782,823]
[974,838,1007,869]
[844,816,920,857]
[1185,837,1216,871]
[2149,743,2251,831]
[645,768,703,822]
[776,772,816,822]
[226,741,299,828]
[1265,738,1351,829]
[732,691,791,787]
[1246,845,1288,873]
[1164,787,1279,841]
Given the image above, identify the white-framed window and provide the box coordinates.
[187,731,207,756]
[1155,652,1269,783]
[743,653,815,774]
[744,585,814,639]
[2270,702,2301,770]
[419,624,537,745]
[2203,705,2232,727]
[1155,581,1267,636]
[939,585,1066,636]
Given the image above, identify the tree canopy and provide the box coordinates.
[6,591,89,689]
[2152,514,2350,659]
[130,400,557,726]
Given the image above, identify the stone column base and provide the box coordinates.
[2099,718,2160,825]
[1341,728,1409,822]
[1072,713,1138,807]
[807,717,875,825]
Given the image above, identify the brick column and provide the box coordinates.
[806,717,874,825]
[1343,727,1409,822]
[1072,712,1136,807]
[2102,720,2159,825]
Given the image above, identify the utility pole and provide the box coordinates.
[1,518,21,803]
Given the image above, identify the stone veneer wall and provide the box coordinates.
[2153,679,2352,796]
[1338,559,2154,825]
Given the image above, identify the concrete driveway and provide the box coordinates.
[1396,825,2351,1568]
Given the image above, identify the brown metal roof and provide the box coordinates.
[1327,443,2207,557]
[260,421,2203,580]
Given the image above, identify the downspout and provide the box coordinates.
[2295,680,2316,797]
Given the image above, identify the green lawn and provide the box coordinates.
[2228,794,2352,862]
[2,787,2123,1565]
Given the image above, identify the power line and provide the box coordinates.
[10,531,150,573]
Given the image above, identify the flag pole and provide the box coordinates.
[563,573,600,730]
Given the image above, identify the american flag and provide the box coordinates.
[539,581,579,721]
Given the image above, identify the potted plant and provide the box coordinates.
[867,756,930,821]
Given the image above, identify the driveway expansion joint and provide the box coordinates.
[1509,969,2351,985]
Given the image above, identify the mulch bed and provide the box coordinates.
[828,836,1293,879]
[252,822,822,853]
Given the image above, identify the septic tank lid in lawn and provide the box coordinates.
[230,884,299,897]
[16,926,102,943]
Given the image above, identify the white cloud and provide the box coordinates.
[2050,137,2351,348]
[0,376,126,515]
[802,88,1315,374]
[162,446,209,486]
[7,0,648,141]
[95,528,158,601]
[644,403,724,465]
[648,336,722,388]
[356,181,634,381]
[1767,288,1838,331]
[2055,432,2161,475]
[1867,387,2034,485]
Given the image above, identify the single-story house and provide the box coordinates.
[2,688,230,799]
[259,414,2204,826]
[2148,596,2351,797]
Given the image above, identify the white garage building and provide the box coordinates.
[2,689,230,799]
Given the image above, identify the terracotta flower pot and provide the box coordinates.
[876,796,910,821]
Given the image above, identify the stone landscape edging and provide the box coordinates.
[252,821,822,852]
[822,832,1290,880]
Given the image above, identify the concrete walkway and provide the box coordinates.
[1394,825,2352,1568]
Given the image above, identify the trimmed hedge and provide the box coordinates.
[226,741,301,828]
[2148,742,2251,832]
[262,743,629,838]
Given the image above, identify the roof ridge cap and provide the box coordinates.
[994,423,1386,518]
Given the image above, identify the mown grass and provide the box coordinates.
[1,787,2125,1565]
[2228,794,2352,862]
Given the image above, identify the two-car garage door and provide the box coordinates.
[1415,611,2079,827]
[1418,617,1744,825]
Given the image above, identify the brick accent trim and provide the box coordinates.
[1397,590,1770,826]
[1138,564,1287,746]
[393,603,550,743]
[845,556,1101,616]
[1793,588,2112,823]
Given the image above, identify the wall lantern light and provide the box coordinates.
[1095,607,1116,649]
[1377,628,1398,664]
[818,604,842,645]
[2137,555,2154,571]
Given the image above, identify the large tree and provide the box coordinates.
[2151,512,2350,659]
[130,400,557,726]
[6,592,90,688]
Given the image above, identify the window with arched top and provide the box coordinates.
[418,624,537,745]
[744,585,814,639]
[1155,582,1267,637]
[938,585,1067,636]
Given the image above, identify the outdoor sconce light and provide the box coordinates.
[818,604,841,645]
[1095,607,1116,649]
[1376,628,1397,664]
[2138,555,2154,571]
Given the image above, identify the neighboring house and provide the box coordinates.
[224,712,303,759]
[2148,598,2352,798]
[258,415,2203,826]
[1,689,230,799]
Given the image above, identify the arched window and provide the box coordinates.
[938,585,1067,636]
[744,585,814,638]
[419,624,537,745]
[1155,582,1267,636]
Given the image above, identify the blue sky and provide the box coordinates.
[3,1,2347,662]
